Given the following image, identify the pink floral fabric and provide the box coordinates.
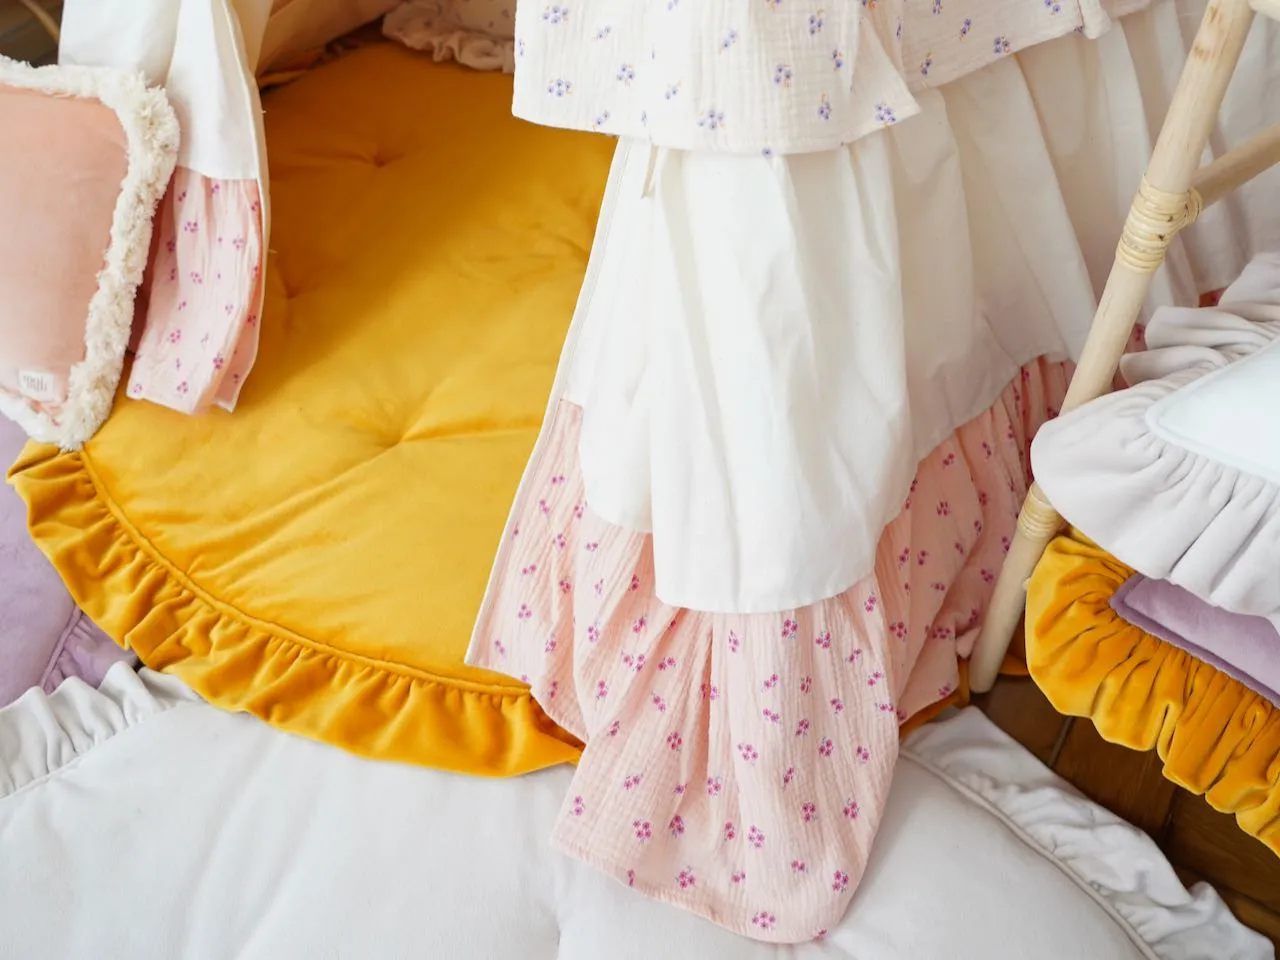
[128,167,264,414]
[468,358,1070,943]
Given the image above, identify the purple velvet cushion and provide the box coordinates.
[1111,574,1280,706]
[1,415,132,706]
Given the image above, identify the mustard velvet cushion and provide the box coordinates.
[7,43,616,776]
[1026,531,1280,853]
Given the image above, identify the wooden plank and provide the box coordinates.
[1167,793,1280,907]
[1051,719,1178,839]
[1176,866,1280,948]
[971,677,1069,766]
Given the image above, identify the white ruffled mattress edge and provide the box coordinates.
[1032,252,1280,621]
[0,663,1267,959]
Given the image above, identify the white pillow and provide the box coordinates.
[1033,252,1280,621]
[0,666,1265,960]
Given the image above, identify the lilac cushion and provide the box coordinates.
[1,415,133,706]
[1111,574,1280,706]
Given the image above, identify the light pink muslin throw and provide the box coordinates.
[128,168,264,414]
[468,359,1069,943]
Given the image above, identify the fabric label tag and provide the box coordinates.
[17,369,61,404]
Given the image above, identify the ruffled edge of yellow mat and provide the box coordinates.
[8,443,583,777]
[1026,530,1280,853]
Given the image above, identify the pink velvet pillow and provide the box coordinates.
[0,56,177,449]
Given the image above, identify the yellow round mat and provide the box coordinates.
[9,44,616,775]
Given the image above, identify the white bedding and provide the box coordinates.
[1033,252,1280,623]
[0,665,1267,960]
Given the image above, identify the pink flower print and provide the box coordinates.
[550,474,566,486]
[129,382,143,397]
[814,631,832,650]
[593,578,604,596]
[982,441,994,458]
[177,190,187,202]
[981,568,995,584]
[573,503,584,520]
[517,603,533,621]
[791,859,807,873]
[596,680,609,700]
[877,701,896,714]
[855,745,871,762]
[782,619,798,639]
[724,821,736,841]
[666,730,683,751]
[608,720,621,737]
[800,675,812,694]
[167,329,183,345]
[762,673,779,691]
[818,738,834,758]
[937,500,951,517]
[623,774,644,791]
[1002,535,1012,553]
[943,452,957,467]
[586,624,600,643]
[538,498,551,516]
[651,694,667,713]
[174,358,183,370]
[932,581,947,593]
[246,313,258,327]
[630,574,640,591]
[917,549,930,566]
[955,540,966,556]
[223,303,235,316]
[621,652,645,672]
[938,683,955,698]
[182,220,198,233]
[832,870,849,892]
[189,271,203,285]
[707,776,723,797]
[737,742,759,762]
[232,235,246,251]
[632,616,647,634]
[493,639,507,658]
[890,621,907,640]
[974,519,985,536]
[521,564,537,576]
[830,698,845,714]
[673,782,687,796]
[633,819,652,842]
[751,911,775,931]
[978,490,990,507]
[729,630,741,653]
[815,929,828,941]
[167,267,177,282]
[732,870,747,885]
[762,708,781,725]
[165,238,176,254]
[558,578,572,594]
[669,815,686,837]
[932,625,954,641]
[176,382,190,395]
[676,868,696,889]
[548,680,559,700]
[747,825,765,849]
[212,354,225,371]
[782,766,796,787]
[795,718,810,737]
[846,648,863,663]
[866,671,884,688]
[584,541,599,552]
[801,801,817,823]
[626,869,635,887]
[844,798,861,820]
[657,656,677,671]
[543,638,557,654]
[553,533,567,550]
[571,795,585,816]
[864,595,879,615]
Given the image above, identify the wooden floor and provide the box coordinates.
[975,676,1280,946]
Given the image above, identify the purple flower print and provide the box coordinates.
[676,868,696,889]
[831,48,844,70]
[720,29,739,51]
[547,78,573,97]
[724,821,736,841]
[182,220,198,233]
[801,801,817,823]
[593,578,604,595]
[669,815,686,837]
[232,236,246,251]
[832,870,849,893]
[571,795,585,816]
[808,11,823,33]
[773,64,793,87]
[993,35,1011,54]
[174,358,182,370]
[707,776,723,797]
[814,631,832,650]
[817,737,834,758]
[623,773,644,791]
[747,825,765,848]
[663,83,681,100]
[855,745,871,762]
[921,54,933,77]
[794,718,810,737]
[189,271,203,284]
[176,382,190,395]
[844,798,861,820]
[213,354,225,371]
[616,63,635,83]
[167,329,182,344]
[168,267,177,282]
[800,675,812,694]
[729,630,741,652]
[177,190,188,202]
[591,111,611,130]
[593,26,610,40]
[751,912,775,931]
[791,859,807,873]
[738,742,759,762]
[818,94,832,121]
[875,102,896,125]
[541,4,568,23]
[634,819,652,841]
[666,730,683,751]
[933,0,943,12]
[960,18,972,38]
[697,108,726,131]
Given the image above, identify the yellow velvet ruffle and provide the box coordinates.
[1027,531,1280,852]
[6,44,613,777]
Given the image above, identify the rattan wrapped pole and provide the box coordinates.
[968,0,1258,694]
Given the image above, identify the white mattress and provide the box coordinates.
[0,665,1268,960]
